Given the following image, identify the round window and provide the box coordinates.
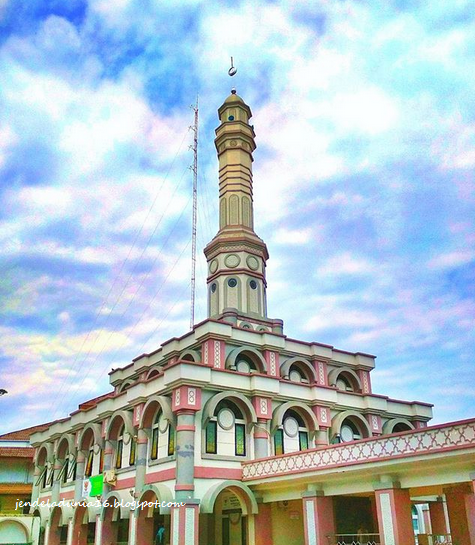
[211,283,217,293]
[289,369,302,382]
[236,360,250,373]
[340,421,361,442]
[283,417,299,437]
[340,424,354,442]
[228,115,235,121]
[228,278,237,288]
[249,280,257,290]
[217,408,235,430]
[158,414,169,433]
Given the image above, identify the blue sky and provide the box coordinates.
[0,0,474,433]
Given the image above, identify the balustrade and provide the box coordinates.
[416,534,452,545]
[326,533,380,545]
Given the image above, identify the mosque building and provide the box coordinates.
[26,89,475,545]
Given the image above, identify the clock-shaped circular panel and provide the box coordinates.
[236,360,250,373]
[158,414,169,434]
[289,369,302,382]
[246,256,259,271]
[209,259,219,274]
[224,254,240,268]
[340,424,354,443]
[217,408,235,430]
[283,416,299,438]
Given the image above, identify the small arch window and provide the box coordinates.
[211,283,217,293]
[57,456,69,485]
[45,464,54,487]
[85,446,94,477]
[340,418,362,442]
[336,375,354,392]
[150,411,175,461]
[115,426,124,469]
[289,369,302,382]
[393,422,412,433]
[274,410,309,455]
[235,354,257,373]
[205,400,246,457]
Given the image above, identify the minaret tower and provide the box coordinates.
[204,88,283,333]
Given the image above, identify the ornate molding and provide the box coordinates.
[242,419,475,481]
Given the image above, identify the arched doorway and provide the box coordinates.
[33,509,45,545]
[102,497,129,545]
[49,507,67,545]
[136,490,169,545]
[0,519,29,544]
[72,505,95,545]
[213,489,248,545]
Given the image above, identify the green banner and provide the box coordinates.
[89,474,103,497]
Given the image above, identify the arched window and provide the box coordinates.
[119,382,132,393]
[336,375,354,392]
[412,506,420,533]
[150,411,175,461]
[288,364,310,384]
[235,354,258,374]
[129,437,136,466]
[85,446,94,477]
[56,439,74,486]
[147,369,160,380]
[274,410,309,455]
[393,422,412,433]
[45,464,54,487]
[340,418,363,442]
[205,400,246,457]
[115,426,124,469]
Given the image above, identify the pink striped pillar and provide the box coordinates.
[255,503,273,545]
[170,501,200,545]
[428,500,447,535]
[302,492,335,545]
[374,485,415,545]
[444,484,475,545]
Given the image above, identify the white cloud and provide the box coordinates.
[272,227,314,245]
[428,250,475,270]
[317,253,376,276]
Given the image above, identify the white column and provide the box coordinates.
[66,519,74,545]
[94,514,102,545]
[129,512,137,545]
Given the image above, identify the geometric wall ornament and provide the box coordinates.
[224,254,240,268]
[172,386,202,413]
[246,255,259,271]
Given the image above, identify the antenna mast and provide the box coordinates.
[190,98,199,330]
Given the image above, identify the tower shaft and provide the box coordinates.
[204,90,280,331]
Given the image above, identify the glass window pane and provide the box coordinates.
[235,423,246,456]
[115,440,123,469]
[168,426,175,456]
[274,429,284,455]
[85,450,94,477]
[129,439,136,466]
[61,460,69,483]
[206,421,217,454]
[299,431,309,451]
[151,427,159,460]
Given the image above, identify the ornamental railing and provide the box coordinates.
[326,534,380,545]
[242,418,475,480]
[416,534,452,545]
